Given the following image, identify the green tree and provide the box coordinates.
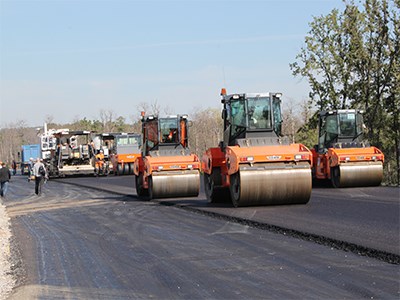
[290,0,400,185]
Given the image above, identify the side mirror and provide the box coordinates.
[187,121,193,127]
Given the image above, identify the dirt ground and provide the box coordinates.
[0,199,14,300]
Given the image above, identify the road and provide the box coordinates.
[3,175,400,299]
[64,175,400,258]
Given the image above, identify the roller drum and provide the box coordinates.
[230,163,312,207]
[332,162,383,188]
[151,170,200,198]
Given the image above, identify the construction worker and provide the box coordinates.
[167,127,178,142]
[32,158,47,196]
[94,150,105,176]
[0,162,11,198]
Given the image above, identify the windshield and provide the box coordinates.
[160,118,179,143]
[339,113,356,137]
[117,135,141,146]
[248,97,272,129]
[319,112,363,149]
[230,96,272,134]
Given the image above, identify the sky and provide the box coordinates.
[0,0,346,128]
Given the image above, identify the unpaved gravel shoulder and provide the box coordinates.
[0,199,15,300]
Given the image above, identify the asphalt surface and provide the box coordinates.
[61,175,400,257]
[3,175,400,299]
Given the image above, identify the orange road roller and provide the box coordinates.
[134,112,201,199]
[202,89,313,207]
[311,109,384,187]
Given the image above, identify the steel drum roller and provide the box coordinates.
[334,162,383,187]
[151,170,200,198]
[230,163,312,207]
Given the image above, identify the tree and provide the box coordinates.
[189,107,223,157]
[290,0,400,185]
[99,109,116,133]
[0,121,37,165]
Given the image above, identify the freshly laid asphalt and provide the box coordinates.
[3,175,399,299]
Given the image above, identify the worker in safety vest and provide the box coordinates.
[95,150,105,168]
[94,149,107,176]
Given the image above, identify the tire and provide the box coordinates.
[204,172,230,204]
[117,164,123,176]
[147,176,153,200]
[105,165,110,176]
[229,172,241,207]
[331,167,341,188]
[129,163,135,175]
[135,174,149,199]
[123,164,129,175]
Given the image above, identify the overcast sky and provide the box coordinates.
[0,0,345,127]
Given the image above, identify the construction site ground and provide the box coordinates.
[0,175,399,299]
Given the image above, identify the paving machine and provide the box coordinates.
[46,129,96,177]
[134,113,201,199]
[202,89,313,207]
[311,109,384,187]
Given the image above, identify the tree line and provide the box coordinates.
[0,103,300,163]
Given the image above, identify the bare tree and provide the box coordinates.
[0,121,37,165]
[99,109,116,133]
[189,107,223,157]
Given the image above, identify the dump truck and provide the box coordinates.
[109,133,141,175]
[134,113,201,199]
[19,144,41,174]
[202,89,313,207]
[311,109,384,187]
[45,129,96,177]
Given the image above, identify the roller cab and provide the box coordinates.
[134,113,200,199]
[202,89,312,207]
[312,109,384,187]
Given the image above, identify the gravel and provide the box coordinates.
[0,199,15,300]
